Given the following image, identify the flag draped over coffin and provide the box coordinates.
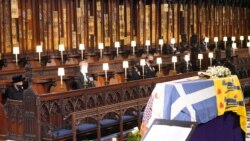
[141,75,246,135]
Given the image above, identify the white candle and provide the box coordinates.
[36,45,43,63]
[58,67,65,88]
[223,36,228,42]
[123,61,129,68]
[198,54,203,70]
[240,36,244,41]
[79,44,85,60]
[145,40,150,46]
[184,55,190,71]
[159,39,164,54]
[232,36,236,42]
[232,43,237,56]
[247,42,250,54]
[170,38,176,44]
[208,52,213,66]
[204,37,209,43]
[145,40,150,55]
[103,63,109,82]
[140,59,146,78]
[184,54,190,62]
[13,47,20,66]
[123,61,129,80]
[156,57,162,72]
[223,36,227,48]
[171,56,177,71]
[115,41,120,57]
[131,40,136,55]
[59,44,65,64]
[214,37,218,42]
[98,43,104,58]
[204,37,209,50]
[248,36,250,41]
[214,37,218,49]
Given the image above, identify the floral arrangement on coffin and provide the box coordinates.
[127,127,141,141]
[198,66,231,78]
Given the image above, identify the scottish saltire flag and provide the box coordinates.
[141,76,246,136]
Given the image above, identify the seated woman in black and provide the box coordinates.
[5,75,25,100]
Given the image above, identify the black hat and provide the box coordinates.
[12,75,25,83]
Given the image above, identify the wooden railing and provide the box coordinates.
[71,97,148,141]
[0,72,197,140]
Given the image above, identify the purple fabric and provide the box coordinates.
[190,112,245,141]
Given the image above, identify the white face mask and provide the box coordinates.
[14,81,23,90]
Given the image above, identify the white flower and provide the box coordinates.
[205,66,231,78]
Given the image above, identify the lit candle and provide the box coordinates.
[115,41,120,57]
[140,59,146,78]
[208,52,213,66]
[103,63,109,82]
[131,40,136,56]
[123,61,129,80]
[214,37,218,49]
[232,43,237,56]
[231,36,236,43]
[170,38,176,48]
[198,54,203,70]
[58,67,65,88]
[204,37,209,50]
[59,44,65,64]
[156,57,162,72]
[145,40,150,55]
[112,138,117,141]
[223,36,227,49]
[171,56,177,71]
[159,39,164,54]
[36,45,43,64]
[98,43,104,58]
[184,55,190,71]
[240,36,244,48]
[13,47,20,66]
[248,36,250,41]
[247,42,250,54]
[80,63,88,87]
[79,44,85,60]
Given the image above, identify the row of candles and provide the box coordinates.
[56,53,213,87]
[9,35,250,66]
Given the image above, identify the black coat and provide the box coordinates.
[144,64,156,78]
[128,66,142,81]
[199,42,207,52]
[5,85,23,100]
[71,73,95,89]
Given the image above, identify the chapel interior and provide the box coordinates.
[0,0,250,141]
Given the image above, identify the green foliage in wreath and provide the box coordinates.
[127,130,141,141]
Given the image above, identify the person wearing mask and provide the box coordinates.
[127,60,142,81]
[5,75,25,100]
[144,55,156,78]
[199,37,208,53]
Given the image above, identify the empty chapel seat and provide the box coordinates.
[52,129,72,139]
